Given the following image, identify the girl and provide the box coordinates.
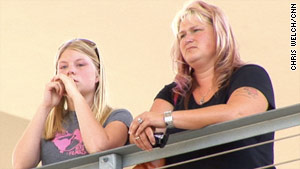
[13,39,132,168]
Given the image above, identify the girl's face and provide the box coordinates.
[178,15,217,68]
[57,49,99,96]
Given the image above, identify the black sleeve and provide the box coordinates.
[228,64,275,110]
[155,82,177,106]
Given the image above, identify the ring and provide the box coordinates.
[135,136,140,140]
[137,117,143,124]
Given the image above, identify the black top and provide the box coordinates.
[155,64,275,169]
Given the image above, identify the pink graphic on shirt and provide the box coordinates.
[52,129,87,155]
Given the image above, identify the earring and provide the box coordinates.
[64,99,68,111]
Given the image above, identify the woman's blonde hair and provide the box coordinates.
[171,0,244,96]
[43,39,112,140]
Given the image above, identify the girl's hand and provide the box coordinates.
[54,74,81,99]
[41,76,65,110]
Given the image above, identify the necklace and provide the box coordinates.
[199,87,212,105]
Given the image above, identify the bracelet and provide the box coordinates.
[164,110,174,128]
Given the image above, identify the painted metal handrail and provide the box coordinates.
[36,103,300,169]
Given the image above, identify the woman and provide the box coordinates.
[13,39,132,169]
[129,1,275,169]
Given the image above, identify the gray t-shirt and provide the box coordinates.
[40,109,132,165]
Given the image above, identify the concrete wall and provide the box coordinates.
[0,112,29,169]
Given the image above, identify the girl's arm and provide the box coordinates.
[73,94,128,153]
[12,105,51,169]
[13,77,65,169]
[58,74,128,153]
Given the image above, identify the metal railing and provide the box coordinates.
[36,103,300,169]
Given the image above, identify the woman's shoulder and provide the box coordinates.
[229,64,275,109]
[234,64,267,73]
[162,82,177,89]
[231,64,269,79]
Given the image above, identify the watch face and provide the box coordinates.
[153,132,169,148]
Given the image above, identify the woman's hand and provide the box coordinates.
[130,111,166,136]
[129,111,166,151]
[130,127,155,151]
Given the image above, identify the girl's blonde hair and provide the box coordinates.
[43,39,112,140]
[171,0,244,96]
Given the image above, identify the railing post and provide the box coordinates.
[99,154,122,169]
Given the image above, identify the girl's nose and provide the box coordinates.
[67,65,75,76]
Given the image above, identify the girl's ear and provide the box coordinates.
[95,73,99,83]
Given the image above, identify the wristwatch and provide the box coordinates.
[164,110,174,128]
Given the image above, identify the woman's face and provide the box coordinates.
[57,49,99,96]
[178,15,216,68]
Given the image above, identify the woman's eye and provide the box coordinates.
[193,28,203,33]
[77,63,85,67]
[178,33,186,39]
[193,29,200,32]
